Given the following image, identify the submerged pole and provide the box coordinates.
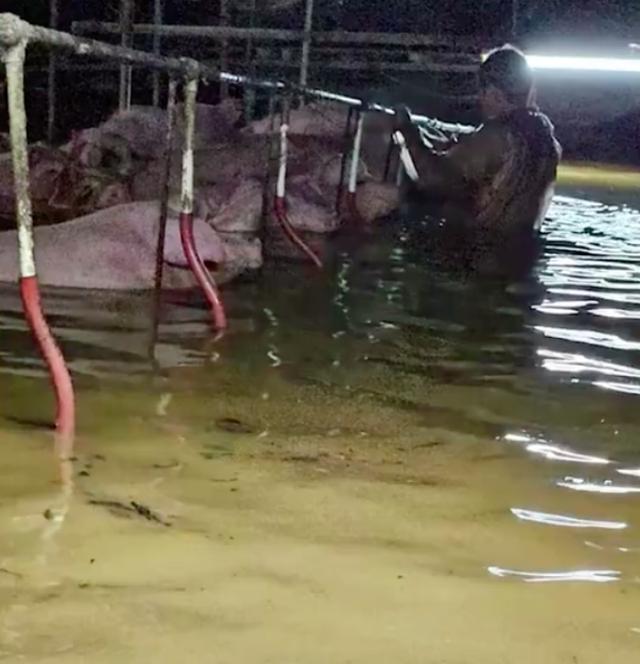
[299,0,314,90]
[336,106,354,213]
[2,41,75,443]
[243,0,257,124]
[47,0,59,143]
[273,97,323,268]
[179,77,227,330]
[150,77,177,355]
[151,0,164,106]
[345,110,364,224]
[119,0,134,110]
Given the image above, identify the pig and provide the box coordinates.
[353,182,401,223]
[244,102,349,140]
[0,201,262,291]
[273,176,341,234]
[65,100,244,180]
[205,179,264,234]
[0,145,67,206]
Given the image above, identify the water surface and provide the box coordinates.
[0,169,638,663]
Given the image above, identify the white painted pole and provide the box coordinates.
[4,43,35,278]
[392,131,419,182]
[277,119,288,199]
[347,112,364,195]
[2,40,75,441]
[181,78,196,215]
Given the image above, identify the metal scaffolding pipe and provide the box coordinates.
[119,0,134,110]
[47,0,58,143]
[273,99,323,268]
[153,78,177,310]
[299,0,314,88]
[219,0,229,99]
[152,0,164,106]
[345,111,364,224]
[0,13,204,78]
[71,21,483,50]
[242,0,257,123]
[0,14,475,135]
[179,78,227,330]
[2,41,75,443]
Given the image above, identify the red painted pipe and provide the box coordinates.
[273,196,323,269]
[179,211,227,330]
[19,276,75,441]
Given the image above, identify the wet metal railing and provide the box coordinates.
[0,11,475,445]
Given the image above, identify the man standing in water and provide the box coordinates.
[394,45,562,273]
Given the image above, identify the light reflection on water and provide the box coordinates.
[0,182,640,594]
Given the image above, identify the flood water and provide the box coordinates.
[0,166,639,663]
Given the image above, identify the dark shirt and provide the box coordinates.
[403,108,562,276]
[408,107,561,234]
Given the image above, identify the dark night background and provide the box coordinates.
[3,1,640,163]
[4,1,640,43]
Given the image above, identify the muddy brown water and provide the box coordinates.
[0,164,639,663]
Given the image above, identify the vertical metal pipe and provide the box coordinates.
[243,0,257,124]
[2,42,75,443]
[219,0,229,99]
[47,0,59,143]
[261,91,277,230]
[179,77,227,330]
[151,77,177,340]
[151,0,164,106]
[335,106,354,213]
[119,0,134,110]
[273,97,322,268]
[299,0,315,90]
[344,110,365,224]
[347,111,364,196]
[383,132,395,182]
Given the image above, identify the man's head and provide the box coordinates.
[479,45,535,118]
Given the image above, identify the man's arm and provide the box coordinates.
[394,106,506,200]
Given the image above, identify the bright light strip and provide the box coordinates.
[511,508,627,530]
[481,52,640,73]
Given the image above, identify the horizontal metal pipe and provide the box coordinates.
[0,13,204,78]
[71,21,484,50]
[0,12,476,135]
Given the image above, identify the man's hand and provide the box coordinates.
[393,105,413,133]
